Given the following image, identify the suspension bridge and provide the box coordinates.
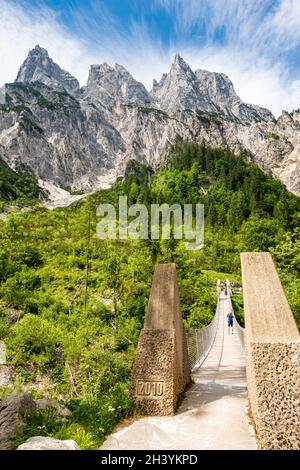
[102,253,300,450]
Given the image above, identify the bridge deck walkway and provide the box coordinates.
[101,293,257,450]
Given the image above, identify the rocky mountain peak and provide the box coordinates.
[28,44,48,59]
[115,63,129,74]
[1,47,298,199]
[194,68,273,122]
[151,54,274,122]
[151,55,202,112]
[170,53,196,80]
[15,45,80,94]
[99,63,112,72]
[173,53,186,67]
[86,61,152,107]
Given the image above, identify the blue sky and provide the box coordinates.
[1,0,300,115]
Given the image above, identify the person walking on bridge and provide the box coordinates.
[226,311,234,334]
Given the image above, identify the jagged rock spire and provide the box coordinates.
[16,45,80,94]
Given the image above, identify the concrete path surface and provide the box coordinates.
[101,293,257,450]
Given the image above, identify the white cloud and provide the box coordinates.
[154,0,300,54]
[263,0,300,50]
[0,0,169,90]
[0,0,99,86]
[0,0,300,116]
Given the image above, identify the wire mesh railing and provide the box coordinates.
[186,280,246,371]
[185,301,219,371]
[233,316,245,349]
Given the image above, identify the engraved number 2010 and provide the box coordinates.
[137,380,164,396]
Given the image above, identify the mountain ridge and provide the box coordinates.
[0,45,299,197]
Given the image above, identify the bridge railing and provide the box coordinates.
[185,301,219,371]
[233,316,245,348]
[225,279,245,349]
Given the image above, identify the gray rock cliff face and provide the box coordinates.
[0,47,299,196]
[151,54,273,123]
[16,45,80,94]
[194,68,272,122]
[86,62,152,108]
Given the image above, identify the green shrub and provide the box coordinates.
[13,407,63,449]
[7,315,63,367]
